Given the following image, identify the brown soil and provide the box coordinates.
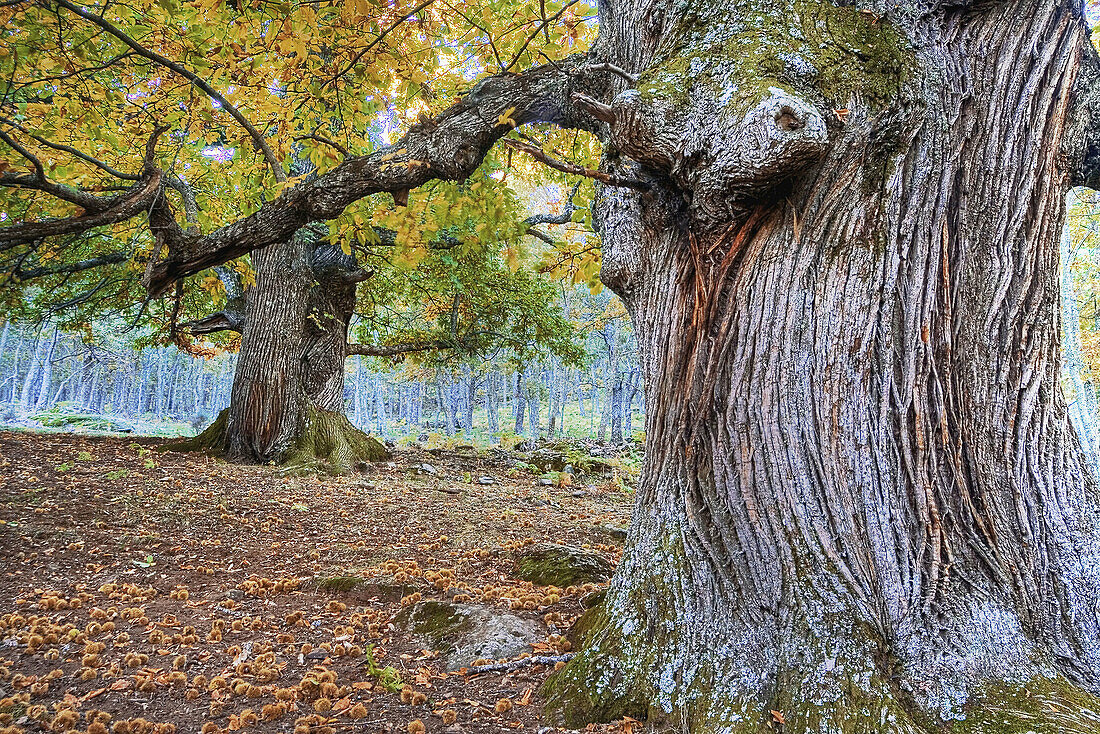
[0,432,640,734]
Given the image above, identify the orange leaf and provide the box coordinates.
[770,710,785,724]
[81,688,107,701]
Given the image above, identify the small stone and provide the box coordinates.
[477,476,497,485]
[225,589,246,601]
[418,463,438,475]
[601,525,628,539]
[571,490,587,497]
[537,478,554,486]
[384,462,397,469]
[562,464,575,474]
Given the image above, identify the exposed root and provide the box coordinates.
[168,408,229,454]
[167,405,389,474]
[279,405,390,475]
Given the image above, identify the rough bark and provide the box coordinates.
[177,233,388,471]
[544,0,1100,731]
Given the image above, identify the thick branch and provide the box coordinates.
[346,339,442,357]
[0,170,163,249]
[143,54,607,296]
[183,310,245,334]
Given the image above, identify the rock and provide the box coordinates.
[562,464,575,474]
[513,543,615,587]
[417,463,438,475]
[384,462,398,469]
[600,525,628,539]
[225,589,246,601]
[477,476,497,485]
[581,588,607,609]
[570,489,587,497]
[394,601,540,671]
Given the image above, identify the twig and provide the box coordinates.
[502,138,647,190]
[583,61,638,85]
[462,653,575,675]
[504,0,581,72]
[52,0,287,182]
[296,133,350,157]
[324,0,437,89]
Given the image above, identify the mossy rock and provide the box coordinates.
[311,574,422,601]
[514,543,614,587]
[394,601,541,670]
[34,412,135,432]
[526,447,614,475]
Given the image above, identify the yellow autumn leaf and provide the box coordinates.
[496,107,518,128]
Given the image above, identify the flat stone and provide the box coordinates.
[477,476,497,485]
[417,463,438,475]
[394,601,540,671]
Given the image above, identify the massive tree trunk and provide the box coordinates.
[546,0,1100,730]
[181,233,388,471]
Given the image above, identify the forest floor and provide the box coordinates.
[0,432,638,734]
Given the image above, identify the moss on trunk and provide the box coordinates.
[168,404,388,474]
[280,404,389,474]
[170,408,229,454]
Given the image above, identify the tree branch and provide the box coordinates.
[0,115,140,180]
[142,54,608,296]
[10,251,127,281]
[323,0,437,90]
[0,127,168,249]
[502,137,648,190]
[296,133,350,157]
[51,0,287,183]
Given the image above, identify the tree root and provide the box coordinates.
[167,404,389,474]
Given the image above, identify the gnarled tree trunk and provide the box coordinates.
[546,0,1100,730]
[181,232,388,471]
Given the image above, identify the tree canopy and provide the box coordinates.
[0,0,605,360]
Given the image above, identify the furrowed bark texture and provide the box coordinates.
[546,0,1100,730]
[224,236,312,463]
[185,233,387,471]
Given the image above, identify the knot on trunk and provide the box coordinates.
[578,88,828,223]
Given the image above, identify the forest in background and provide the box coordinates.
[0,285,643,444]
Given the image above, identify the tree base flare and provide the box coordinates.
[168,405,389,473]
[281,405,390,474]
[544,607,1100,734]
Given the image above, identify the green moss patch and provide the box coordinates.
[639,0,915,113]
[513,543,614,587]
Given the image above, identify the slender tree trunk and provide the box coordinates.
[546,0,1100,730]
[513,370,526,435]
[19,326,45,411]
[526,366,541,437]
[486,370,500,433]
